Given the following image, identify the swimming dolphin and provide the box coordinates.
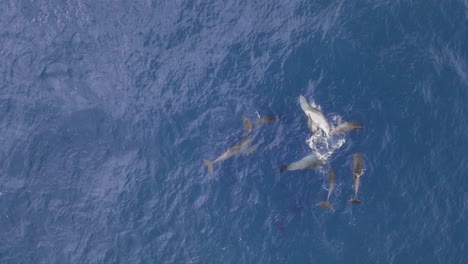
[348,152,364,204]
[299,95,331,137]
[330,121,363,135]
[316,169,336,212]
[279,154,325,173]
[203,136,258,175]
[242,115,278,134]
[306,115,320,134]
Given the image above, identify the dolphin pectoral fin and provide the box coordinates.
[316,201,335,212]
[242,118,253,134]
[279,165,288,173]
[203,159,214,175]
[347,198,362,204]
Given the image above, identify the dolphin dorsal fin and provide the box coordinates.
[309,100,321,111]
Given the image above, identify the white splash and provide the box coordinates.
[306,114,346,162]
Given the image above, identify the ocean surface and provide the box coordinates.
[1,1,468,263]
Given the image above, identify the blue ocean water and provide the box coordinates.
[1,0,468,263]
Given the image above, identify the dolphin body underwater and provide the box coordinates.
[203,136,257,175]
[348,152,365,204]
[242,115,277,134]
[331,121,363,135]
[203,115,278,175]
[279,154,325,173]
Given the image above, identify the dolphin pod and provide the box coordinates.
[296,95,366,208]
[280,95,363,175]
[203,95,366,210]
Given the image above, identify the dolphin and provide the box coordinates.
[316,169,336,212]
[299,95,331,137]
[203,136,258,175]
[279,154,325,173]
[331,121,363,135]
[242,115,278,134]
[306,116,319,134]
[348,152,364,204]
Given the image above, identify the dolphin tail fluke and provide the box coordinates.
[316,201,335,212]
[279,165,288,173]
[347,198,362,204]
[203,159,214,175]
[242,118,253,133]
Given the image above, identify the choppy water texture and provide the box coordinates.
[1,1,468,263]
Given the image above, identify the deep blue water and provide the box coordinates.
[1,1,468,263]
